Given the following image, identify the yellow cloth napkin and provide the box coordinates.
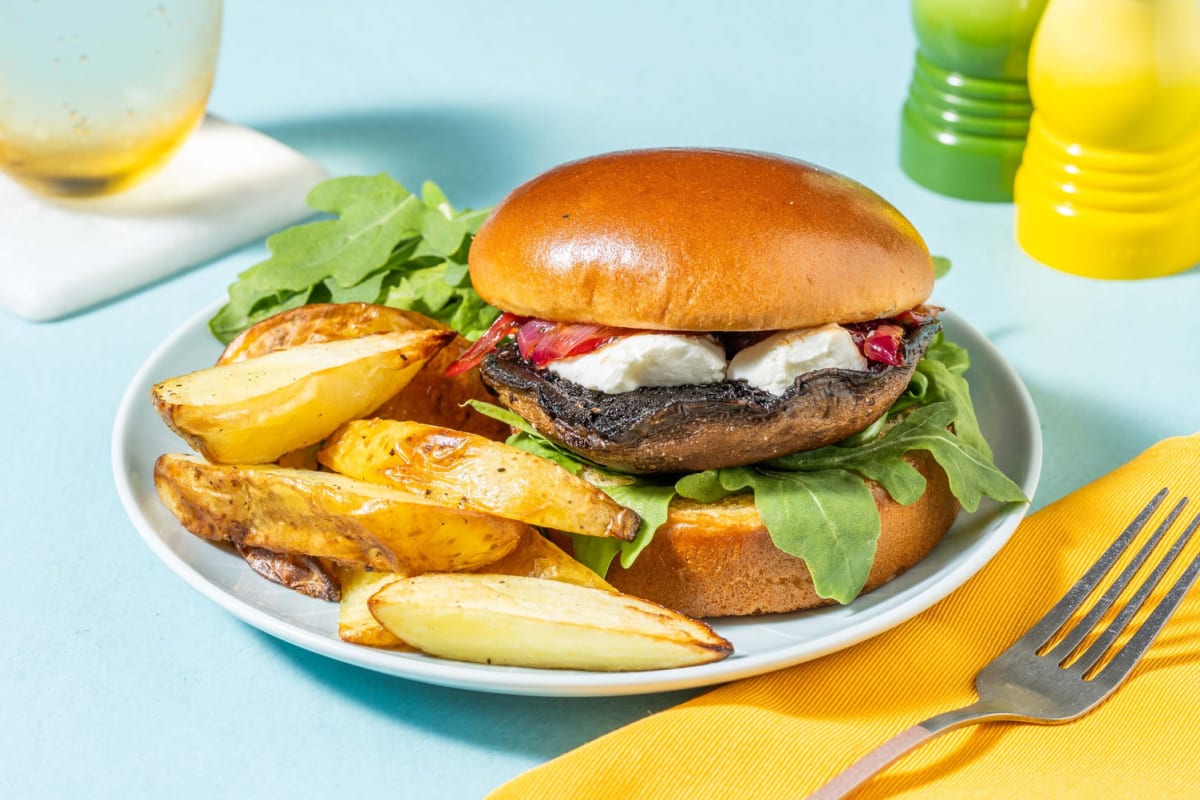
[491,434,1200,799]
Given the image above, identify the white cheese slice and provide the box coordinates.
[547,334,727,394]
[727,324,867,396]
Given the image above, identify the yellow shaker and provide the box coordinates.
[1014,0,1200,279]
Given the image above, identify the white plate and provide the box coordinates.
[113,303,1041,697]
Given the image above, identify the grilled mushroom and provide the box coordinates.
[479,320,939,474]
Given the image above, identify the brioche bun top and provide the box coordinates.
[469,148,934,331]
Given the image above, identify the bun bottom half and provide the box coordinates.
[573,451,959,618]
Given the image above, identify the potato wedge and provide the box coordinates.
[337,569,412,649]
[219,306,479,589]
[475,528,616,591]
[339,529,613,648]
[154,454,526,573]
[218,303,509,440]
[319,419,640,541]
[275,444,321,471]
[153,329,454,464]
[219,302,449,362]
[368,574,732,671]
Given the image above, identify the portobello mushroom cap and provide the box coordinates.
[479,319,940,474]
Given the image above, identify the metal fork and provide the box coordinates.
[809,488,1200,800]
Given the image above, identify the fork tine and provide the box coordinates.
[1016,488,1168,651]
[1047,497,1188,662]
[1081,511,1200,681]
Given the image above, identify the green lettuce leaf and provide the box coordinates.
[465,400,546,440]
[886,333,990,459]
[768,402,1026,512]
[209,175,498,343]
[704,467,881,604]
[566,484,677,577]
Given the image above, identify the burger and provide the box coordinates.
[446,148,1024,618]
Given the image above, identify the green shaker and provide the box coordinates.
[900,0,1047,201]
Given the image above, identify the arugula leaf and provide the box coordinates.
[566,484,677,576]
[932,256,952,278]
[917,355,990,459]
[209,174,498,343]
[465,400,545,440]
[770,402,1025,512]
[674,470,731,504]
[928,331,968,375]
[709,468,881,604]
[506,431,588,475]
[890,333,990,459]
[321,270,388,304]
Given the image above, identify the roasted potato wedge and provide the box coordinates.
[338,529,613,647]
[275,444,321,471]
[368,574,732,671]
[218,303,509,440]
[319,419,640,541]
[474,528,616,591]
[337,569,412,649]
[154,454,527,573]
[152,329,454,464]
[219,302,448,361]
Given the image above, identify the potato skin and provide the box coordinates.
[238,546,341,601]
[218,303,510,440]
[219,303,445,361]
[154,454,527,574]
[319,419,639,541]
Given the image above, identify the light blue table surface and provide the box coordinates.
[3,2,1198,798]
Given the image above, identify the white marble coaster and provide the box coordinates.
[0,116,327,321]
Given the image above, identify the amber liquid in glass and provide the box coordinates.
[0,1,222,198]
[0,92,211,197]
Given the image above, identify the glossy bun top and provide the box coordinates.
[469,148,934,330]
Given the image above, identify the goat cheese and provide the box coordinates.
[727,324,867,396]
[547,333,727,394]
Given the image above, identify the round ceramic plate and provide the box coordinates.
[113,303,1041,697]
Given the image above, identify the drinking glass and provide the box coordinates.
[0,1,223,198]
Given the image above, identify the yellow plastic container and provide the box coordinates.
[1014,0,1200,279]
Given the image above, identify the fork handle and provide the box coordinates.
[806,702,1017,800]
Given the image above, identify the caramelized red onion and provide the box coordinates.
[515,319,626,367]
[446,306,942,376]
